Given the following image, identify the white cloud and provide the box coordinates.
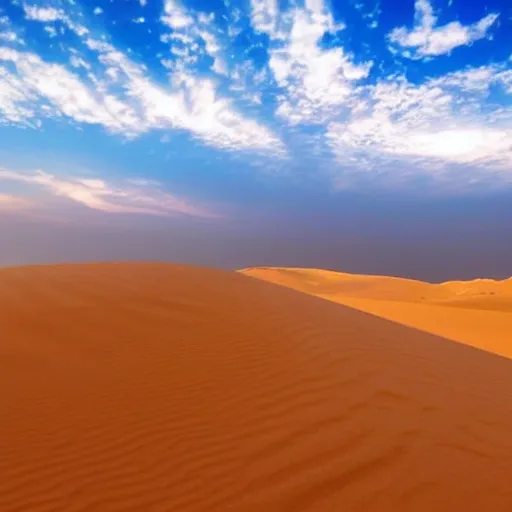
[260,0,371,124]
[197,12,215,24]
[329,121,510,166]
[23,5,65,22]
[0,46,141,133]
[161,0,193,29]
[0,168,214,217]
[160,0,230,77]
[140,0,148,6]
[0,29,285,156]
[211,56,228,76]
[0,15,24,44]
[85,39,286,154]
[496,70,512,94]
[326,65,512,180]
[195,26,227,76]
[160,0,272,115]
[69,54,91,70]
[0,63,38,125]
[93,7,103,16]
[396,129,510,163]
[229,61,267,105]
[250,0,279,37]
[0,30,19,43]
[430,65,496,92]
[389,0,499,58]
[22,4,89,37]
[44,25,58,38]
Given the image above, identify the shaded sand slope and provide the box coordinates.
[240,267,512,358]
[1,263,512,512]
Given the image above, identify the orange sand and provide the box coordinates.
[240,267,512,359]
[2,263,512,511]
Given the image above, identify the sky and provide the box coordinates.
[0,0,511,280]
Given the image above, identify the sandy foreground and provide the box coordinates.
[2,263,512,511]
[240,267,512,359]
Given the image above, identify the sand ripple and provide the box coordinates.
[1,263,512,511]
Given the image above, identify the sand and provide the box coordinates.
[2,263,512,511]
[240,267,512,359]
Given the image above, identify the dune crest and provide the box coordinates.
[239,266,512,358]
[2,263,512,511]
[239,267,512,303]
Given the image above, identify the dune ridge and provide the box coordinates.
[239,267,512,304]
[2,263,512,511]
[239,266,512,358]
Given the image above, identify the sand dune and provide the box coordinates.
[240,267,512,358]
[2,263,512,511]
[239,267,512,306]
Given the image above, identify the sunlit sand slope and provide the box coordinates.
[240,267,512,358]
[2,263,512,512]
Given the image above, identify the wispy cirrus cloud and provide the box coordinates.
[252,0,371,124]
[0,62,38,125]
[85,37,286,154]
[0,4,286,157]
[326,64,512,184]
[0,168,215,217]
[388,0,499,58]
[160,0,228,77]
[22,3,89,37]
[0,46,141,131]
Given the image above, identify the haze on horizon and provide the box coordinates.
[0,0,511,280]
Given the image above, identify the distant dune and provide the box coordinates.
[240,267,512,359]
[2,263,512,511]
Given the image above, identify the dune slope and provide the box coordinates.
[2,263,512,511]
[240,267,512,358]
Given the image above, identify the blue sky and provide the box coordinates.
[0,0,511,283]
[0,0,510,220]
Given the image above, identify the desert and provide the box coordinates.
[240,267,512,359]
[2,262,512,511]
